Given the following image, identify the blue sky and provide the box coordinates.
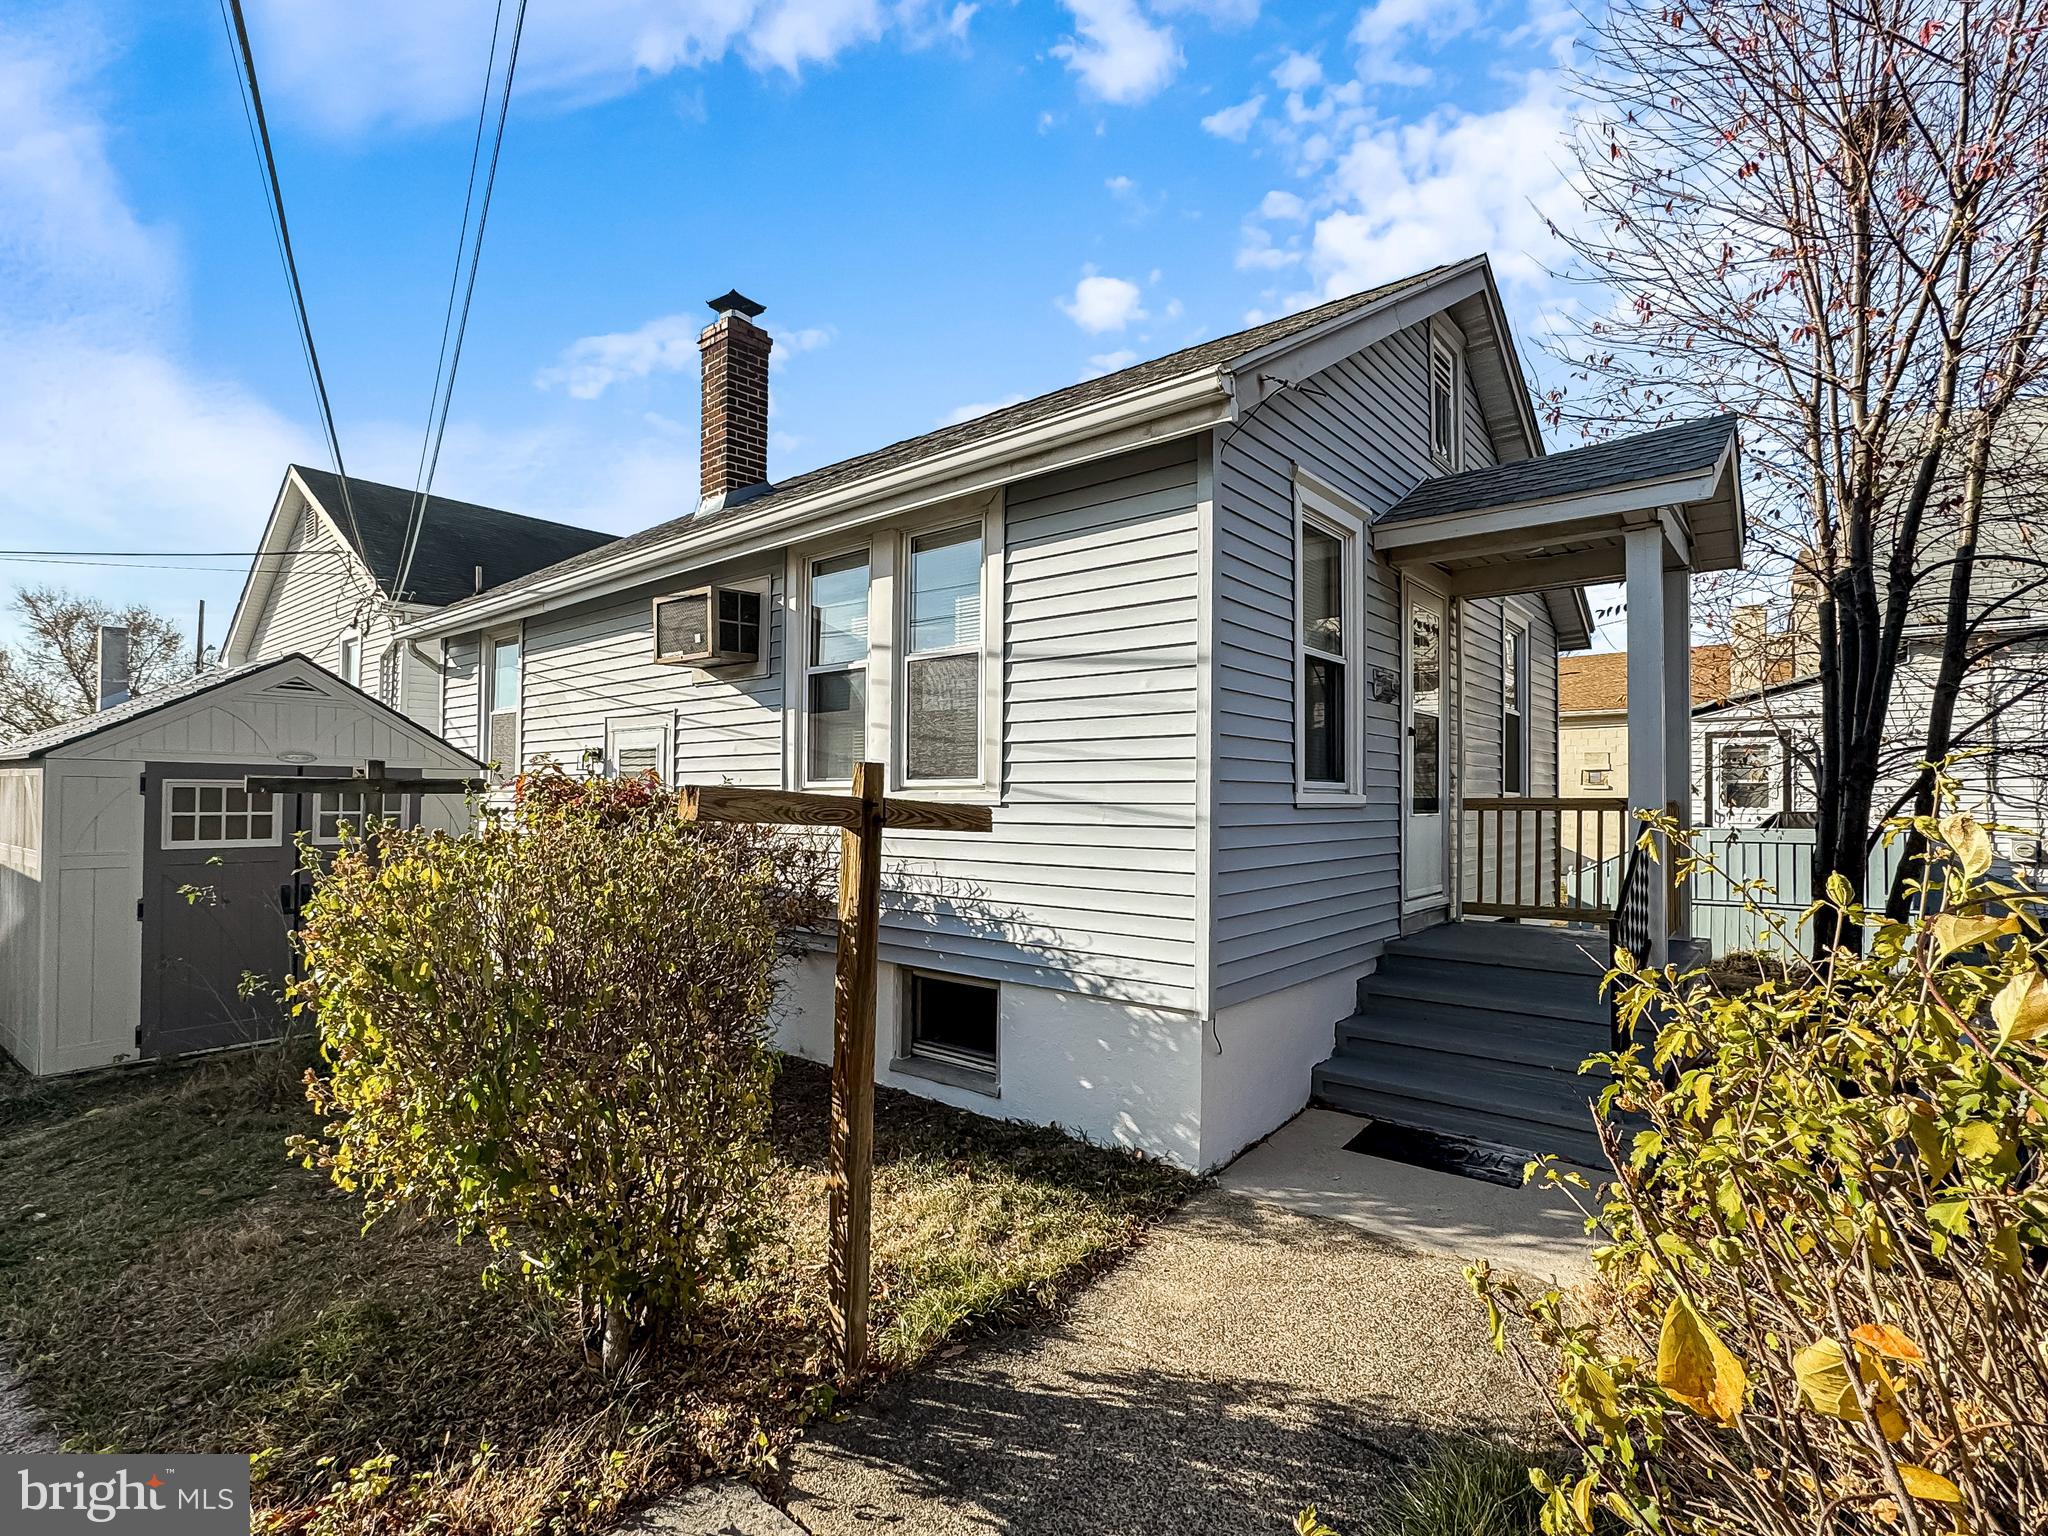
[0,0,1615,651]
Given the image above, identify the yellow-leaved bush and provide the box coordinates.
[1471,804,2048,1535]
[287,765,831,1368]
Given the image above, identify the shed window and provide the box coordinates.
[1502,623,1528,795]
[315,790,412,843]
[903,523,983,782]
[906,972,998,1076]
[805,549,870,784]
[165,782,278,847]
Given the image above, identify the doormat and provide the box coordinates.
[1341,1119,1540,1189]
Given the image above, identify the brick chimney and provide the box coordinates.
[699,289,773,513]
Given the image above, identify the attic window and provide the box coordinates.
[1429,338,1460,469]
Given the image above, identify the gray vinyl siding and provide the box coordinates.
[1212,320,1562,1010]
[247,504,368,673]
[441,636,480,757]
[519,564,785,784]
[879,439,1200,1008]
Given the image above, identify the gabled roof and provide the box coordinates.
[290,467,618,606]
[1382,415,1739,526]
[418,260,1481,628]
[0,654,485,765]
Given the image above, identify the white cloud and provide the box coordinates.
[1087,348,1139,373]
[1259,188,1308,221]
[0,20,308,586]
[535,313,832,397]
[1052,0,1182,105]
[1348,0,1480,85]
[239,0,970,134]
[1271,50,1322,92]
[1150,0,1259,22]
[1235,224,1301,270]
[1057,270,1148,333]
[938,393,1025,426]
[1106,173,1137,196]
[1199,93,1264,141]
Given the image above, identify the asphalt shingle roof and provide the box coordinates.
[426,261,1464,622]
[1381,414,1738,526]
[0,657,279,760]
[291,467,618,607]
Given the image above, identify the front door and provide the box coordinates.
[1402,579,1448,907]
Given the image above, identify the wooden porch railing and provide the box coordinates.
[1461,796,1631,921]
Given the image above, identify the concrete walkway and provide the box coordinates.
[779,1190,1546,1535]
[1216,1109,1596,1285]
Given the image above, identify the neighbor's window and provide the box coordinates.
[337,633,360,687]
[903,523,983,782]
[906,972,998,1077]
[1716,738,1777,813]
[486,631,521,784]
[1502,623,1528,795]
[164,781,278,847]
[1297,495,1362,796]
[806,549,870,783]
[606,716,671,781]
[1428,338,1460,468]
[315,790,412,844]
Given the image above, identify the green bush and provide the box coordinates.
[1471,807,2048,1534]
[288,766,830,1367]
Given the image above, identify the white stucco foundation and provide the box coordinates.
[770,952,1206,1169]
[768,950,1367,1173]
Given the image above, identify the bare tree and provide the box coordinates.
[0,586,189,739]
[1546,0,2048,950]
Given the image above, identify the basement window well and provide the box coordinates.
[897,972,999,1094]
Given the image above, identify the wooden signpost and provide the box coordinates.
[676,762,992,1374]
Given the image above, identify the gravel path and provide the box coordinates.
[781,1189,1547,1536]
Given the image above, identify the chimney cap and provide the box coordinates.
[706,289,766,320]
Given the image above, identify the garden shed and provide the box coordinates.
[0,652,481,1077]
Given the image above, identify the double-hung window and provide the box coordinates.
[1502,622,1528,795]
[1295,482,1364,800]
[485,630,521,784]
[902,523,983,782]
[806,549,870,784]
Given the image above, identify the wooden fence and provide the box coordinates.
[1688,828,1907,956]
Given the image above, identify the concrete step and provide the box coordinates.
[1313,1045,1608,1138]
[1309,1071,1607,1168]
[1360,956,1612,1025]
[1336,1001,1610,1072]
[1385,922,1609,977]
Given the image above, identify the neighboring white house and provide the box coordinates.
[233,256,1743,1170]
[221,466,618,729]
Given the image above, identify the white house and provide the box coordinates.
[232,256,1742,1170]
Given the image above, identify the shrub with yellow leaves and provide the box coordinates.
[1470,797,2048,1536]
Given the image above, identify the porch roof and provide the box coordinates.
[1374,416,1744,602]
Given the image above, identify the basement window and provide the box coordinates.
[902,972,999,1085]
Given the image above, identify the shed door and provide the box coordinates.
[139,764,306,1058]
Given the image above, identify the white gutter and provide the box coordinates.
[400,367,1235,641]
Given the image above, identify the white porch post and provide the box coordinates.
[1624,524,1670,964]
[1663,565,1693,944]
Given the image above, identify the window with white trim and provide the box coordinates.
[1428,337,1461,469]
[314,790,413,844]
[1502,622,1528,795]
[904,971,998,1078]
[805,548,870,784]
[485,630,521,784]
[337,632,360,687]
[606,715,672,781]
[163,781,279,848]
[902,522,983,783]
[1295,488,1363,798]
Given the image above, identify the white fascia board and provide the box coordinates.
[1227,258,1491,397]
[400,368,1233,639]
[220,470,306,663]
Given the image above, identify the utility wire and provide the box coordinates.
[219,0,369,579]
[393,0,531,609]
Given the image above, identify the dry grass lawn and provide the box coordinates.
[0,1044,1193,1534]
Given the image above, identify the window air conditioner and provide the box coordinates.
[652,586,761,666]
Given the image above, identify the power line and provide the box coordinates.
[0,547,358,559]
[393,0,531,609]
[218,0,369,580]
